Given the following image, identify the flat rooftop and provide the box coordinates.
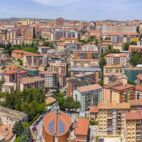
[0,106,27,121]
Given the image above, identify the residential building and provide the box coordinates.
[105,53,129,67]
[104,73,127,85]
[49,61,67,75]
[129,45,142,53]
[38,46,50,54]
[97,103,130,138]
[23,54,46,67]
[12,50,33,59]
[67,72,97,97]
[103,81,135,104]
[135,74,142,100]
[73,84,102,111]
[40,71,58,90]
[125,110,142,142]
[4,68,27,83]
[2,82,16,93]
[74,118,89,142]
[20,77,45,91]
[104,65,124,74]
[53,30,79,40]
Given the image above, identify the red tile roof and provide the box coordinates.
[89,106,99,113]
[106,53,127,57]
[77,84,102,93]
[125,110,142,120]
[74,118,89,136]
[112,84,135,91]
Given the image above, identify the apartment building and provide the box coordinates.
[38,46,50,54]
[23,54,46,67]
[125,110,142,142]
[72,50,99,60]
[67,72,97,97]
[49,61,67,75]
[103,81,135,104]
[0,106,28,127]
[73,84,102,111]
[40,71,58,90]
[12,50,33,59]
[4,68,27,83]
[105,53,129,67]
[53,30,79,40]
[20,76,45,91]
[104,73,127,85]
[70,48,101,76]
[102,25,137,35]
[129,45,142,53]
[97,103,130,137]
[21,26,34,43]
[80,44,99,52]
[74,118,89,142]
[135,74,142,100]
[2,82,16,93]
[104,65,124,74]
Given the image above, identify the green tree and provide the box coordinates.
[17,59,23,65]
[99,57,106,70]
[64,97,74,111]
[14,137,21,142]
[130,52,142,66]
[0,88,45,121]
[54,92,65,110]
[13,122,24,137]
[74,101,81,111]
[20,128,32,142]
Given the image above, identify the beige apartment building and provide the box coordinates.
[105,53,129,67]
[125,110,142,142]
[20,77,45,91]
[97,103,130,138]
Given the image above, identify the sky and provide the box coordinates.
[0,0,142,21]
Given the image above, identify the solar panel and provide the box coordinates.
[48,120,54,134]
[59,120,65,134]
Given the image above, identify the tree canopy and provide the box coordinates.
[130,52,142,66]
[0,89,45,121]
[54,92,81,111]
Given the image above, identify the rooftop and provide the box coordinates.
[74,118,89,136]
[0,106,27,121]
[20,77,45,84]
[106,53,127,57]
[77,84,102,93]
[98,102,130,110]
[112,84,135,91]
[125,110,142,120]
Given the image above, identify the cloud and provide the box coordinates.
[31,0,78,6]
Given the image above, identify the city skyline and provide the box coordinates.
[0,0,142,21]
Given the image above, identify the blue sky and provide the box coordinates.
[0,0,142,20]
